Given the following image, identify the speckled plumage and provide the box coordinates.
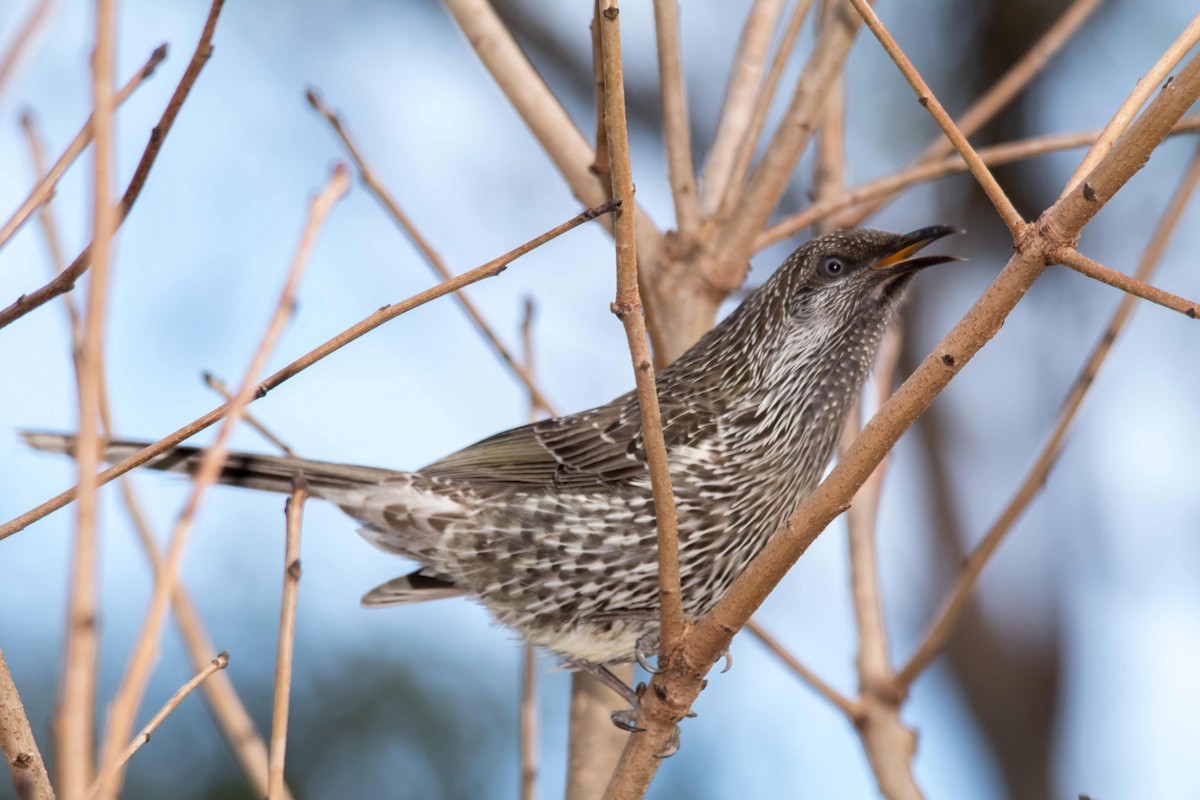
[25,226,957,666]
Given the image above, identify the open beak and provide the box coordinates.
[871,225,963,272]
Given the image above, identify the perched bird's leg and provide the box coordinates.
[568,660,640,706]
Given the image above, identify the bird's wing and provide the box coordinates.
[420,391,713,489]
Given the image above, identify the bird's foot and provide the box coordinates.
[635,632,663,674]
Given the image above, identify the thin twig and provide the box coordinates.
[1054,249,1199,318]
[590,3,611,185]
[87,652,229,799]
[2,200,618,541]
[1062,11,1200,197]
[651,0,700,235]
[0,0,54,102]
[0,0,225,332]
[839,0,1104,227]
[700,0,786,215]
[0,43,167,253]
[58,0,117,792]
[744,621,859,718]
[202,372,295,455]
[518,297,539,800]
[305,87,556,412]
[756,117,1200,249]
[844,0,1025,236]
[267,481,308,800]
[894,139,1200,691]
[92,164,348,800]
[0,648,55,800]
[599,0,685,655]
[23,112,289,800]
[718,0,815,221]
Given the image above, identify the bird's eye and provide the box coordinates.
[819,256,846,278]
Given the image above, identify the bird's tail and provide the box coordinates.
[21,432,399,495]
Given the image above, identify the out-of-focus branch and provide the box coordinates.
[839,0,1104,227]
[267,482,308,800]
[203,372,295,456]
[744,621,859,718]
[757,117,1200,249]
[0,0,225,332]
[0,648,55,800]
[894,139,1200,691]
[92,165,348,800]
[599,0,684,655]
[0,0,54,103]
[652,0,699,235]
[1054,249,1199,318]
[87,652,229,799]
[518,298,540,800]
[1062,11,1200,196]
[0,44,167,253]
[0,200,618,542]
[700,0,786,215]
[844,0,1025,235]
[58,0,118,792]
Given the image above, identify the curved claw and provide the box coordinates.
[610,708,645,733]
[636,648,662,675]
[720,649,733,674]
[653,728,682,759]
[635,633,664,675]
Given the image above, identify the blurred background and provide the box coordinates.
[1,0,1198,797]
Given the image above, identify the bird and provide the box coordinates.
[25,225,958,706]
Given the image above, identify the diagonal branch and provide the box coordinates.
[0,0,54,102]
[0,0,225,332]
[744,620,859,719]
[893,139,1200,691]
[1053,249,1199,318]
[0,647,55,800]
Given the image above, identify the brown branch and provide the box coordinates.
[518,298,539,800]
[590,3,611,185]
[651,0,700,235]
[0,0,225,333]
[87,652,229,799]
[756,117,1200,249]
[844,0,1025,236]
[58,0,117,792]
[0,0,54,102]
[599,0,684,655]
[839,0,1104,227]
[91,164,348,800]
[1,200,617,541]
[717,0,814,221]
[700,0,786,215]
[0,648,55,800]
[1054,248,1199,318]
[603,42,1200,800]
[203,372,295,456]
[267,482,308,800]
[305,87,557,413]
[706,0,862,292]
[0,43,167,253]
[1062,12,1200,197]
[744,620,859,718]
[893,139,1200,691]
[23,111,290,800]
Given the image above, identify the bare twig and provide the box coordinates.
[844,0,1025,235]
[757,117,1200,249]
[599,0,684,654]
[1054,248,1199,318]
[23,109,289,800]
[590,4,611,185]
[267,482,308,800]
[839,0,1104,227]
[92,165,348,800]
[744,621,859,718]
[0,44,167,253]
[894,140,1200,691]
[518,297,539,800]
[87,652,229,798]
[718,0,815,220]
[202,372,295,455]
[2,200,618,541]
[651,0,699,235]
[1062,11,1200,196]
[0,648,55,800]
[0,0,54,102]
[700,0,786,214]
[0,0,225,332]
[305,87,556,412]
[57,0,117,792]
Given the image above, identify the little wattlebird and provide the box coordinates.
[25,225,958,736]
